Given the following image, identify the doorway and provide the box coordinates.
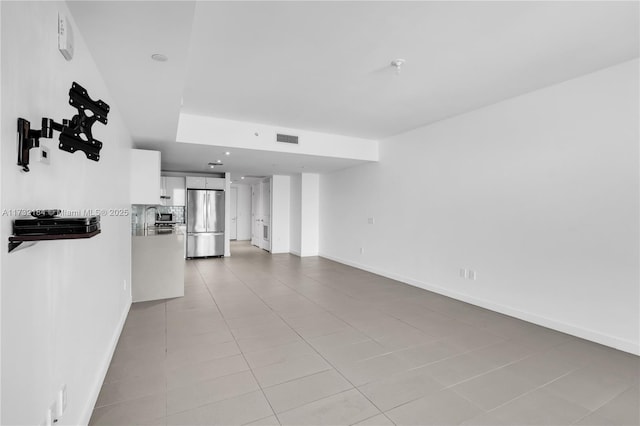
[250,179,272,252]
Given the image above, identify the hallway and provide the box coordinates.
[90,242,639,425]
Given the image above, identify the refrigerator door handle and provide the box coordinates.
[204,191,209,231]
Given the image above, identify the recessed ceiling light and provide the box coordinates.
[241,176,245,179]
[207,163,215,169]
[217,160,222,163]
[225,151,231,156]
[151,53,168,62]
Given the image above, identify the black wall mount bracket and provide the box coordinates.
[17,118,42,172]
[16,82,110,172]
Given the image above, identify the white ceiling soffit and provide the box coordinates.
[183,1,639,139]
[134,140,368,176]
[67,1,196,143]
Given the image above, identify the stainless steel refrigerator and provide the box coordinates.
[186,189,225,257]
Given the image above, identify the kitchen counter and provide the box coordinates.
[131,225,185,302]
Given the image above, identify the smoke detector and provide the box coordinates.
[391,59,405,75]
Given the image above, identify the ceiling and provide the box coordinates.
[68,1,639,175]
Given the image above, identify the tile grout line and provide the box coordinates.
[378,355,589,421]
[233,256,586,424]
[173,245,636,426]
[219,257,397,425]
[569,380,635,425]
[210,251,396,423]
[466,366,586,417]
[195,257,284,426]
[237,252,575,425]
[96,255,543,422]
[259,258,544,379]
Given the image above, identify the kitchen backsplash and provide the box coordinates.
[131,205,185,227]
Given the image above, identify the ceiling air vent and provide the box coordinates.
[276,133,299,144]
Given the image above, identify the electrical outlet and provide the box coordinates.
[367,217,375,225]
[460,268,477,280]
[37,146,51,165]
[360,247,365,254]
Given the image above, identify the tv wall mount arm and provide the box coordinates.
[17,82,110,172]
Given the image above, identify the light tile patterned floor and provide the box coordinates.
[90,241,639,426]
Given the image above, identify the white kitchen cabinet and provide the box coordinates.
[161,176,186,206]
[185,176,225,190]
[131,149,161,205]
[205,178,226,190]
[186,176,206,189]
[132,230,184,302]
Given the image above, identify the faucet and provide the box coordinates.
[144,205,158,229]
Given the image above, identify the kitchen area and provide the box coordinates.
[130,149,231,303]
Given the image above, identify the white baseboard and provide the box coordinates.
[319,252,639,356]
[79,297,132,425]
[290,249,318,257]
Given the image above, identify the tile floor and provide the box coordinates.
[90,241,639,426]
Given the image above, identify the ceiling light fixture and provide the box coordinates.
[151,53,168,62]
[225,151,231,156]
[241,176,245,180]
[207,163,215,169]
[391,58,405,75]
[217,160,222,163]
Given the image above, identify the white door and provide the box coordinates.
[251,184,260,247]
[230,187,238,240]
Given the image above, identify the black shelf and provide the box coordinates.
[8,230,101,253]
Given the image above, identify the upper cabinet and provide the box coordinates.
[131,149,161,205]
[185,176,205,189]
[186,176,225,190]
[161,176,186,206]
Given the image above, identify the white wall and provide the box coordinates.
[271,175,291,254]
[1,2,133,424]
[300,174,320,257]
[0,3,3,420]
[289,175,302,255]
[320,59,639,355]
[232,184,252,241]
[224,172,231,256]
[289,173,320,257]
